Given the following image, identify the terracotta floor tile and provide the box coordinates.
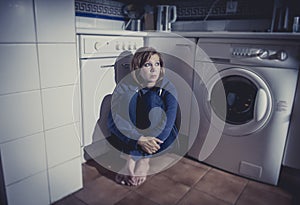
[177,189,230,205]
[115,191,159,205]
[52,194,87,205]
[74,176,130,205]
[180,157,212,170]
[91,151,127,174]
[195,168,248,204]
[161,159,209,187]
[55,157,296,205]
[82,163,103,186]
[236,181,292,205]
[148,153,181,175]
[135,174,190,205]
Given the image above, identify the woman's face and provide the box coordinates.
[139,54,161,87]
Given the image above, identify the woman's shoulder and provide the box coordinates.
[113,75,139,96]
[160,77,177,98]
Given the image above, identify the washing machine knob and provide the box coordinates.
[258,49,269,59]
[276,50,288,61]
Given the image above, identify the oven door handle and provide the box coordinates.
[100,63,130,69]
[100,64,114,68]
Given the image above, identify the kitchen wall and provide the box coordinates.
[75,0,300,32]
[172,0,274,32]
[74,0,276,32]
[0,0,82,204]
[75,0,125,30]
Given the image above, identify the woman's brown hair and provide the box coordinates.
[131,47,165,86]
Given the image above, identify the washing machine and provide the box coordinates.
[188,38,300,185]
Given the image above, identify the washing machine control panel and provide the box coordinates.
[232,47,288,61]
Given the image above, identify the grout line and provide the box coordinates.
[5,170,47,188]
[0,88,41,97]
[47,156,82,171]
[234,180,249,205]
[72,194,89,205]
[192,167,249,205]
[32,0,52,202]
[0,83,79,97]
[174,163,212,205]
[0,121,80,145]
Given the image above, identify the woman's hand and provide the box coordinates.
[138,136,163,154]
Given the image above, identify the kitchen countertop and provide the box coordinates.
[76,28,148,36]
[76,28,300,42]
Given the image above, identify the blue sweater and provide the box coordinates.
[107,76,178,158]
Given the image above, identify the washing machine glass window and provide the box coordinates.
[211,75,258,125]
[206,67,272,136]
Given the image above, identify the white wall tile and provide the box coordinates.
[48,157,82,203]
[45,123,81,168]
[0,133,47,186]
[75,121,83,148]
[38,44,78,88]
[6,171,49,205]
[0,0,36,43]
[0,91,43,143]
[112,20,125,30]
[42,85,80,130]
[75,16,97,28]
[94,18,124,30]
[0,44,40,95]
[35,0,75,42]
[76,16,125,30]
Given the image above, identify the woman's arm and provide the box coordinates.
[156,88,178,142]
[107,85,142,149]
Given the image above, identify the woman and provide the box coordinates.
[107,47,178,186]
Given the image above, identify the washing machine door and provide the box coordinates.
[206,67,272,136]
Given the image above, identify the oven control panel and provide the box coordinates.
[79,35,144,58]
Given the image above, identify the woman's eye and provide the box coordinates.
[155,62,160,66]
[144,63,151,67]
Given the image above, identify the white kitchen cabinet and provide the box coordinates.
[0,133,47,186]
[0,91,44,144]
[38,44,78,88]
[0,44,40,95]
[0,0,36,43]
[48,157,82,203]
[80,57,117,147]
[42,85,80,130]
[45,123,81,168]
[145,36,196,138]
[35,0,75,43]
[145,36,196,67]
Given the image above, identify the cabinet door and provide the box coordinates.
[145,37,196,67]
[145,37,196,138]
[81,58,116,146]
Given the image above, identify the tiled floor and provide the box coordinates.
[53,154,295,205]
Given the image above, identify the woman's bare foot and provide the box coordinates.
[115,157,136,186]
[115,174,135,186]
[134,158,150,186]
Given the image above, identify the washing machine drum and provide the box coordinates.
[206,68,272,136]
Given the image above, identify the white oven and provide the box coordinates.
[77,35,144,153]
